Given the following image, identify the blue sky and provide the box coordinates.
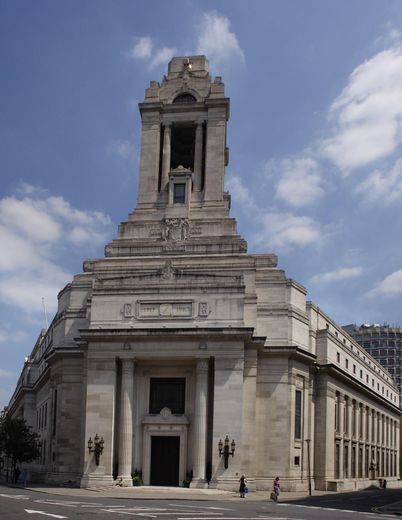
[2,0,402,408]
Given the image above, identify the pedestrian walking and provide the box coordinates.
[239,475,247,498]
[271,476,280,501]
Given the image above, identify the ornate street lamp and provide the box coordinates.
[88,434,105,466]
[218,435,235,469]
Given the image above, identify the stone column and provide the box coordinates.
[193,122,204,191]
[367,409,372,445]
[372,411,377,445]
[339,396,345,436]
[361,406,366,441]
[347,399,352,438]
[191,358,209,487]
[117,358,135,485]
[338,396,344,479]
[161,124,171,190]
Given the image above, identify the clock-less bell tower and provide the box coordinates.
[105,55,247,257]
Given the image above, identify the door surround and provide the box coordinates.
[142,407,189,486]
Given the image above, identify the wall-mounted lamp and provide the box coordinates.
[218,435,235,469]
[88,433,104,466]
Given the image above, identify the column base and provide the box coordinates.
[116,475,133,487]
[80,473,114,488]
[209,477,239,491]
[190,478,208,489]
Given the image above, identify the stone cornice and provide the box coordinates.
[77,326,264,345]
[261,345,317,363]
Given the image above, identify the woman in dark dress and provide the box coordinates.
[239,475,246,498]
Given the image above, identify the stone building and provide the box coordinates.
[344,324,402,406]
[6,56,401,492]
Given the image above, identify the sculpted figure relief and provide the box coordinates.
[162,218,189,242]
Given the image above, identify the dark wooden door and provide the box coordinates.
[150,436,180,486]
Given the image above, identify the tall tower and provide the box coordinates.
[105,55,247,257]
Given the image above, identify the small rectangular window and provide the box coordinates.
[294,456,300,466]
[173,183,186,203]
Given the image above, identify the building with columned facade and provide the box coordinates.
[6,56,401,492]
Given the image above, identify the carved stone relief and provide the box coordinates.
[198,302,210,317]
[159,260,177,280]
[149,218,202,242]
[123,303,134,318]
[138,300,193,319]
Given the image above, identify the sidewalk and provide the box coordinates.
[6,483,322,502]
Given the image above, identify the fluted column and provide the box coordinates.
[193,122,204,191]
[361,405,366,441]
[347,399,352,438]
[191,358,209,487]
[161,124,171,189]
[117,358,134,485]
[339,396,345,434]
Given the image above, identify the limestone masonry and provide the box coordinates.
[6,56,401,491]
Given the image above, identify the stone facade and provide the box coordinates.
[6,56,401,492]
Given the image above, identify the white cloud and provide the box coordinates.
[108,139,137,162]
[275,157,324,207]
[355,157,402,203]
[0,272,69,314]
[226,175,254,210]
[367,269,402,297]
[0,197,61,243]
[256,213,321,250]
[149,47,177,70]
[311,266,363,284]
[126,35,176,71]
[127,36,153,60]
[196,11,245,68]
[321,47,402,172]
[0,187,112,314]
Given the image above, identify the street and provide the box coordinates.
[1,486,402,520]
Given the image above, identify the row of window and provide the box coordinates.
[335,394,398,447]
[36,439,46,465]
[336,352,396,403]
[335,443,397,479]
[36,402,48,431]
[356,332,402,340]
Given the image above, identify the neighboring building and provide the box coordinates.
[343,324,402,406]
[6,56,401,492]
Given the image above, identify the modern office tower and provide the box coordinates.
[344,324,402,406]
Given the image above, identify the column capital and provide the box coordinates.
[196,358,209,373]
[121,358,135,373]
